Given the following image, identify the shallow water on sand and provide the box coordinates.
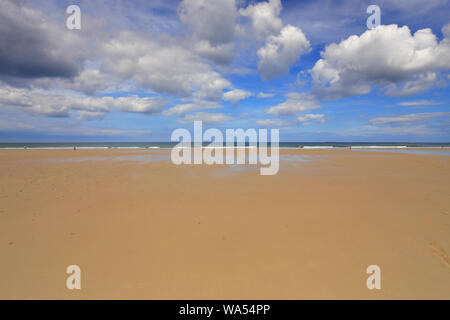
[356,149,450,156]
[50,154,170,163]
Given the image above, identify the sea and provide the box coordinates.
[0,142,449,150]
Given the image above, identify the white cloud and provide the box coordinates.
[257,92,275,98]
[178,112,232,124]
[0,87,169,118]
[311,24,450,99]
[178,0,238,64]
[369,112,450,125]
[297,113,326,124]
[257,25,310,80]
[162,102,222,116]
[240,0,283,39]
[0,87,73,117]
[384,72,437,97]
[240,0,310,80]
[63,69,116,95]
[256,118,295,127]
[257,112,325,127]
[1,1,235,100]
[398,100,443,106]
[113,97,169,114]
[76,111,107,121]
[178,0,237,46]
[102,31,231,99]
[223,89,253,105]
[265,93,320,116]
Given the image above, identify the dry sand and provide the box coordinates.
[0,148,449,299]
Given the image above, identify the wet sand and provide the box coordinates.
[0,148,449,299]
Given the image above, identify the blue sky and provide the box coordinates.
[0,0,449,142]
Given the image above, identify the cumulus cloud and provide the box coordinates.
[265,93,320,116]
[178,0,238,64]
[240,0,310,80]
[0,0,97,84]
[162,102,222,116]
[179,0,237,46]
[194,41,235,65]
[311,24,450,99]
[0,0,242,128]
[369,112,450,125]
[384,72,437,97]
[113,97,169,114]
[0,87,72,117]
[257,25,310,80]
[297,113,326,124]
[178,112,232,124]
[223,89,253,105]
[0,0,234,100]
[0,87,169,119]
[240,0,283,39]
[62,69,116,95]
[102,31,231,99]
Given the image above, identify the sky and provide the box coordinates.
[0,0,449,142]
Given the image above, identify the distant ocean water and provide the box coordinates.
[0,142,449,149]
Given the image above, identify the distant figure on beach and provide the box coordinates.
[74,146,76,151]
[349,146,352,150]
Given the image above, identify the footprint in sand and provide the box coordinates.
[430,241,450,271]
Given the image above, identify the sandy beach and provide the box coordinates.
[0,148,449,299]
